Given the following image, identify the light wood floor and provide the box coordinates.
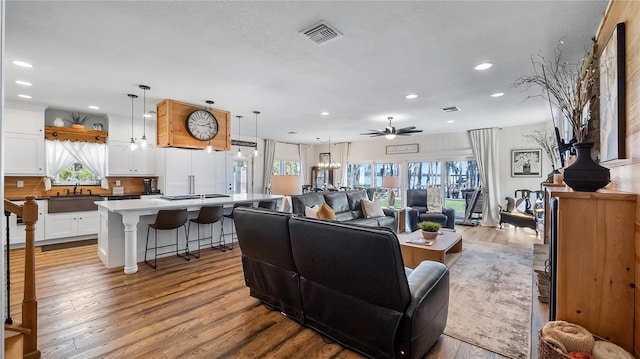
[8,225,540,358]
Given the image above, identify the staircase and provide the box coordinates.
[4,196,41,359]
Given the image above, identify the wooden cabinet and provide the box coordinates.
[108,140,156,176]
[311,166,334,188]
[549,188,635,352]
[45,211,99,239]
[4,133,45,175]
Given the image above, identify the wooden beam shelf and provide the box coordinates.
[45,126,108,144]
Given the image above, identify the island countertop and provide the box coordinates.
[95,193,282,212]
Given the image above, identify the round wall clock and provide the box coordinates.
[185,109,218,141]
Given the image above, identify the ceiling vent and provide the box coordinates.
[300,21,343,45]
[441,106,461,113]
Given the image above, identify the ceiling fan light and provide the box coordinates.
[385,134,396,140]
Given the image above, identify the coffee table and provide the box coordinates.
[399,230,463,268]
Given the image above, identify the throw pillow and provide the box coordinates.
[361,198,385,218]
[426,187,443,214]
[305,204,320,218]
[317,202,336,220]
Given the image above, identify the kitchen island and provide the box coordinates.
[95,193,282,274]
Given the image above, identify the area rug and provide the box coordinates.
[443,239,532,359]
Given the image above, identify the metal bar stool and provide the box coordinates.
[144,208,189,269]
[257,200,277,210]
[187,205,225,257]
[222,202,253,250]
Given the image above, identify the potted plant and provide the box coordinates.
[66,112,91,129]
[418,221,440,240]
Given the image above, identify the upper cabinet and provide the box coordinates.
[108,141,156,176]
[4,108,44,135]
[156,99,231,151]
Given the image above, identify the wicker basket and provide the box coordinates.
[538,329,606,359]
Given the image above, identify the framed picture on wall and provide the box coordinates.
[511,149,542,177]
[599,22,626,162]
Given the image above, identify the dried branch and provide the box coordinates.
[523,129,560,170]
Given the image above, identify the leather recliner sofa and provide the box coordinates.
[234,207,450,359]
[406,189,456,231]
[290,189,397,231]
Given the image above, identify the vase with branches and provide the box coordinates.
[524,129,559,167]
[513,41,596,143]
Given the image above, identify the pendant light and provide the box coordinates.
[253,111,260,157]
[127,93,138,151]
[205,100,215,153]
[235,115,243,158]
[139,84,150,149]
[317,136,341,169]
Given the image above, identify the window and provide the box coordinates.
[407,161,441,189]
[272,160,301,175]
[374,162,402,208]
[54,162,99,185]
[444,160,481,220]
[346,163,372,189]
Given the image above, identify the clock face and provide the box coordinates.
[186,110,218,141]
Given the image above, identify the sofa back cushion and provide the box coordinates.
[346,189,368,219]
[323,191,354,221]
[288,217,410,357]
[234,207,303,321]
[291,192,325,216]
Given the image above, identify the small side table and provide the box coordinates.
[388,207,406,233]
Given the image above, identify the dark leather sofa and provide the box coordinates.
[406,189,456,231]
[290,189,397,231]
[234,207,450,359]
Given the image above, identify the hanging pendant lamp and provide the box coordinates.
[317,136,341,169]
[127,93,138,151]
[236,115,243,158]
[139,85,150,149]
[253,111,260,157]
[205,100,215,153]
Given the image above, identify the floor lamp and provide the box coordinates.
[382,176,400,208]
[270,175,302,212]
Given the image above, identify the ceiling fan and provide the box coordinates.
[360,117,423,139]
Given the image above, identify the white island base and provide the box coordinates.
[96,193,282,274]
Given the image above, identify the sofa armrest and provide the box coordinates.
[399,261,449,357]
[382,207,399,231]
[442,207,455,229]
[407,208,422,232]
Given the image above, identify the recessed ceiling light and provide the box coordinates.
[474,62,493,71]
[15,80,32,86]
[143,113,152,118]
[88,105,100,110]
[491,92,505,97]
[320,112,330,116]
[405,94,418,99]
[18,94,32,99]
[447,120,455,124]
[12,60,33,68]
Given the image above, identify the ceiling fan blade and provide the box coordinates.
[360,131,385,136]
[397,126,416,132]
[396,128,423,135]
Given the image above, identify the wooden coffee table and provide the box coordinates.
[399,230,463,268]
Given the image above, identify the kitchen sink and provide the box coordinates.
[48,195,104,213]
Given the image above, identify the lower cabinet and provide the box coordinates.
[45,211,99,240]
[8,200,47,245]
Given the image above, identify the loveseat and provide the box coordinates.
[234,207,450,359]
[499,189,544,235]
[406,189,456,231]
[290,189,397,231]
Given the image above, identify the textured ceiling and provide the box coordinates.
[5,1,608,144]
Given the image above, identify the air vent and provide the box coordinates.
[300,21,343,44]
[441,106,461,113]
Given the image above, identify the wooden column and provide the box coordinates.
[20,196,40,359]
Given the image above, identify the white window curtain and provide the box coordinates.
[44,140,76,190]
[468,128,501,226]
[45,139,109,190]
[59,140,109,189]
[262,139,277,193]
[338,142,349,187]
[298,144,308,185]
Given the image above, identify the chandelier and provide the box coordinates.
[317,136,341,169]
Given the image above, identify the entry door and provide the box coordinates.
[232,159,250,194]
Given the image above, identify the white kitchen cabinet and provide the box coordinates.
[158,147,221,195]
[4,133,45,175]
[4,108,44,135]
[45,211,99,240]
[108,140,156,176]
[8,200,47,245]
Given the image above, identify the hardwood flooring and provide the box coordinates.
[8,224,540,358]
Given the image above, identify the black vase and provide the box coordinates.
[563,142,610,192]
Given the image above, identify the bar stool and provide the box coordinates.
[187,205,225,257]
[257,200,277,210]
[144,209,189,269]
[222,202,253,250]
